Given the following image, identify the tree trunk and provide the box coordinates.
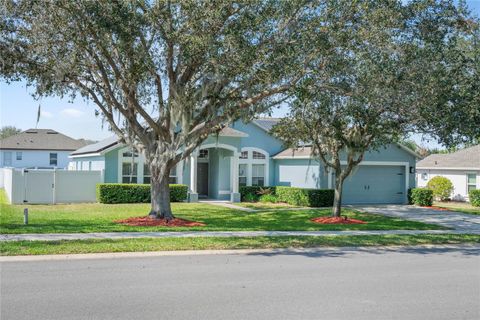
[148,166,174,221]
[332,175,344,217]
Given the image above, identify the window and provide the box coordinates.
[240,151,248,159]
[252,164,265,186]
[122,150,138,157]
[421,173,428,181]
[199,149,209,159]
[3,152,12,166]
[169,167,177,184]
[143,165,177,184]
[467,174,477,193]
[16,152,22,161]
[252,151,265,159]
[122,162,138,183]
[49,153,58,166]
[143,164,151,184]
[239,164,247,187]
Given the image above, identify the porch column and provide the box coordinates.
[230,152,241,202]
[188,151,198,202]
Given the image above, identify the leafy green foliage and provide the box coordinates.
[96,184,188,204]
[0,126,21,139]
[276,187,334,207]
[469,190,480,207]
[258,194,278,203]
[239,186,277,202]
[427,176,454,201]
[410,188,433,207]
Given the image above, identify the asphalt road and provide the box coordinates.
[1,246,479,320]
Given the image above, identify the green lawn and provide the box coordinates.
[433,201,480,215]
[0,188,446,233]
[1,234,478,256]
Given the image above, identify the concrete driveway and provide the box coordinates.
[352,205,480,233]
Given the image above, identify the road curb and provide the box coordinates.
[1,244,478,262]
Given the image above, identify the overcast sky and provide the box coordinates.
[1,0,479,146]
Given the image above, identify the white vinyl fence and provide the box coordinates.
[1,168,103,204]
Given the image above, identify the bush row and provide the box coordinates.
[239,186,334,207]
[470,189,480,207]
[410,188,433,206]
[96,183,188,204]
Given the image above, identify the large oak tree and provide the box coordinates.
[0,0,320,220]
[273,0,479,217]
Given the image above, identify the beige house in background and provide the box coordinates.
[416,145,480,201]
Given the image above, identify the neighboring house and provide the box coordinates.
[416,145,480,201]
[69,118,418,204]
[0,129,92,169]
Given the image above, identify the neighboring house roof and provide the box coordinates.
[70,136,119,156]
[70,126,248,157]
[0,129,92,151]
[252,118,281,132]
[416,144,480,170]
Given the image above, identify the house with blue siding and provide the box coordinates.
[69,118,418,204]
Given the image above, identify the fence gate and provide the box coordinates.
[23,170,55,204]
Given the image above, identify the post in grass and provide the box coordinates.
[24,208,28,225]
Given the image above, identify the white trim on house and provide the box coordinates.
[239,147,269,187]
[417,167,480,170]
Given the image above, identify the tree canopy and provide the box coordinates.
[1,0,320,219]
[272,0,479,216]
[0,126,22,139]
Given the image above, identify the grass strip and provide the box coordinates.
[1,234,479,256]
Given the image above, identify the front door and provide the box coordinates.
[197,163,209,197]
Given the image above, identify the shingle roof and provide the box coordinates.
[252,118,281,132]
[417,144,480,169]
[273,146,313,159]
[0,129,92,151]
[70,127,248,156]
[70,136,119,156]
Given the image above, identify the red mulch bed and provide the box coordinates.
[423,206,450,211]
[115,216,205,227]
[311,216,366,224]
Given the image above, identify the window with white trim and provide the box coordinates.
[3,152,12,166]
[252,151,265,159]
[169,166,177,184]
[240,151,248,159]
[49,153,58,166]
[199,149,209,159]
[421,173,428,181]
[122,150,138,157]
[122,162,138,183]
[252,164,265,186]
[16,152,22,161]
[239,164,247,187]
[467,174,477,193]
[143,165,177,184]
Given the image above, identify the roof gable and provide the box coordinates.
[0,129,91,151]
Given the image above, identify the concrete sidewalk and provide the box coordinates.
[2,229,478,242]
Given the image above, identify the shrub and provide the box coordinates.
[407,188,413,205]
[243,193,257,203]
[426,176,453,201]
[470,189,480,207]
[96,183,188,204]
[259,194,278,203]
[239,186,276,202]
[276,186,334,207]
[410,188,433,206]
